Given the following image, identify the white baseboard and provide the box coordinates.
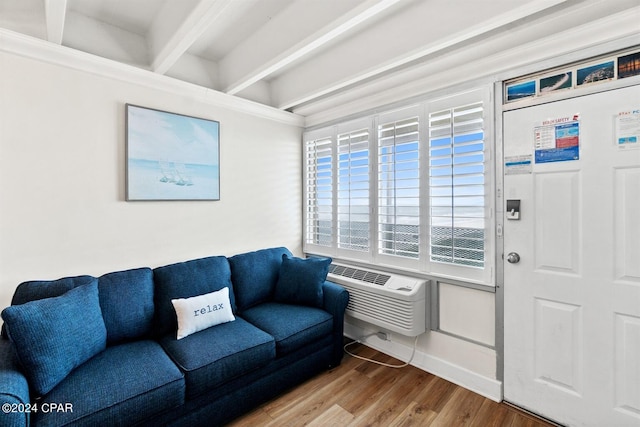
[344,323,503,402]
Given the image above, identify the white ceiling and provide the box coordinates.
[1,0,639,122]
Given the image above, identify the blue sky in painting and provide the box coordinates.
[127,105,219,166]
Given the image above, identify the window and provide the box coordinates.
[429,102,485,268]
[303,87,492,284]
[378,116,420,259]
[305,135,333,247]
[337,128,370,252]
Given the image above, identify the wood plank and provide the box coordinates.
[429,386,486,426]
[388,400,439,427]
[341,359,408,417]
[350,364,435,426]
[509,412,551,427]
[405,374,458,414]
[226,407,273,427]
[265,369,369,425]
[307,403,355,427]
[469,398,513,427]
[260,358,361,418]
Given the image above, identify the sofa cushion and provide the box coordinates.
[1,280,107,396]
[32,340,185,427]
[274,255,331,308]
[172,287,235,339]
[241,302,333,357]
[98,267,155,345]
[228,247,292,312]
[160,317,275,399]
[153,255,235,336]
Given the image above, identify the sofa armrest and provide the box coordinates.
[0,339,30,427]
[322,280,349,367]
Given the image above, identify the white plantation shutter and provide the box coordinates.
[429,101,485,268]
[378,116,420,259]
[337,127,370,252]
[305,136,333,247]
[303,87,492,284]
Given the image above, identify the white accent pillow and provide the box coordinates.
[171,287,235,340]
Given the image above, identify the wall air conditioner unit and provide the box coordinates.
[328,262,428,336]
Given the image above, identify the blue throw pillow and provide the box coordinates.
[1,280,107,396]
[1,275,95,339]
[274,255,332,308]
[10,275,95,306]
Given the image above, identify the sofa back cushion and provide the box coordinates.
[228,247,292,312]
[153,256,234,337]
[98,268,155,345]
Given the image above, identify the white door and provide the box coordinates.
[503,85,640,426]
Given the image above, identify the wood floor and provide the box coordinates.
[228,343,558,427]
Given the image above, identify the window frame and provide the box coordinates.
[303,86,494,285]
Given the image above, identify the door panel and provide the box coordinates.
[534,171,580,273]
[503,84,640,426]
[615,167,640,282]
[534,298,583,395]
[615,313,640,417]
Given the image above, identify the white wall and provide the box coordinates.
[439,283,495,347]
[0,50,303,309]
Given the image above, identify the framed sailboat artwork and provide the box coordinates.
[125,104,220,201]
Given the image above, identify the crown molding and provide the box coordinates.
[0,28,304,127]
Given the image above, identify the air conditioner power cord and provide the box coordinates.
[343,333,419,368]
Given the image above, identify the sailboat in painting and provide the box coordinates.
[158,161,193,186]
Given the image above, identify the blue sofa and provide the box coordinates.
[0,247,348,426]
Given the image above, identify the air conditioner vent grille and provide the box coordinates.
[329,264,390,286]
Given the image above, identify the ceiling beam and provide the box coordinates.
[150,0,233,75]
[275,0,572,110]
[44,0,67,44]
[224,0,404,96]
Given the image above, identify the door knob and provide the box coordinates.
[507,252,520,264]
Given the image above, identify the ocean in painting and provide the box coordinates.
[128,158,219,200]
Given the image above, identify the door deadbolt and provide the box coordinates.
[506,252,520,264]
